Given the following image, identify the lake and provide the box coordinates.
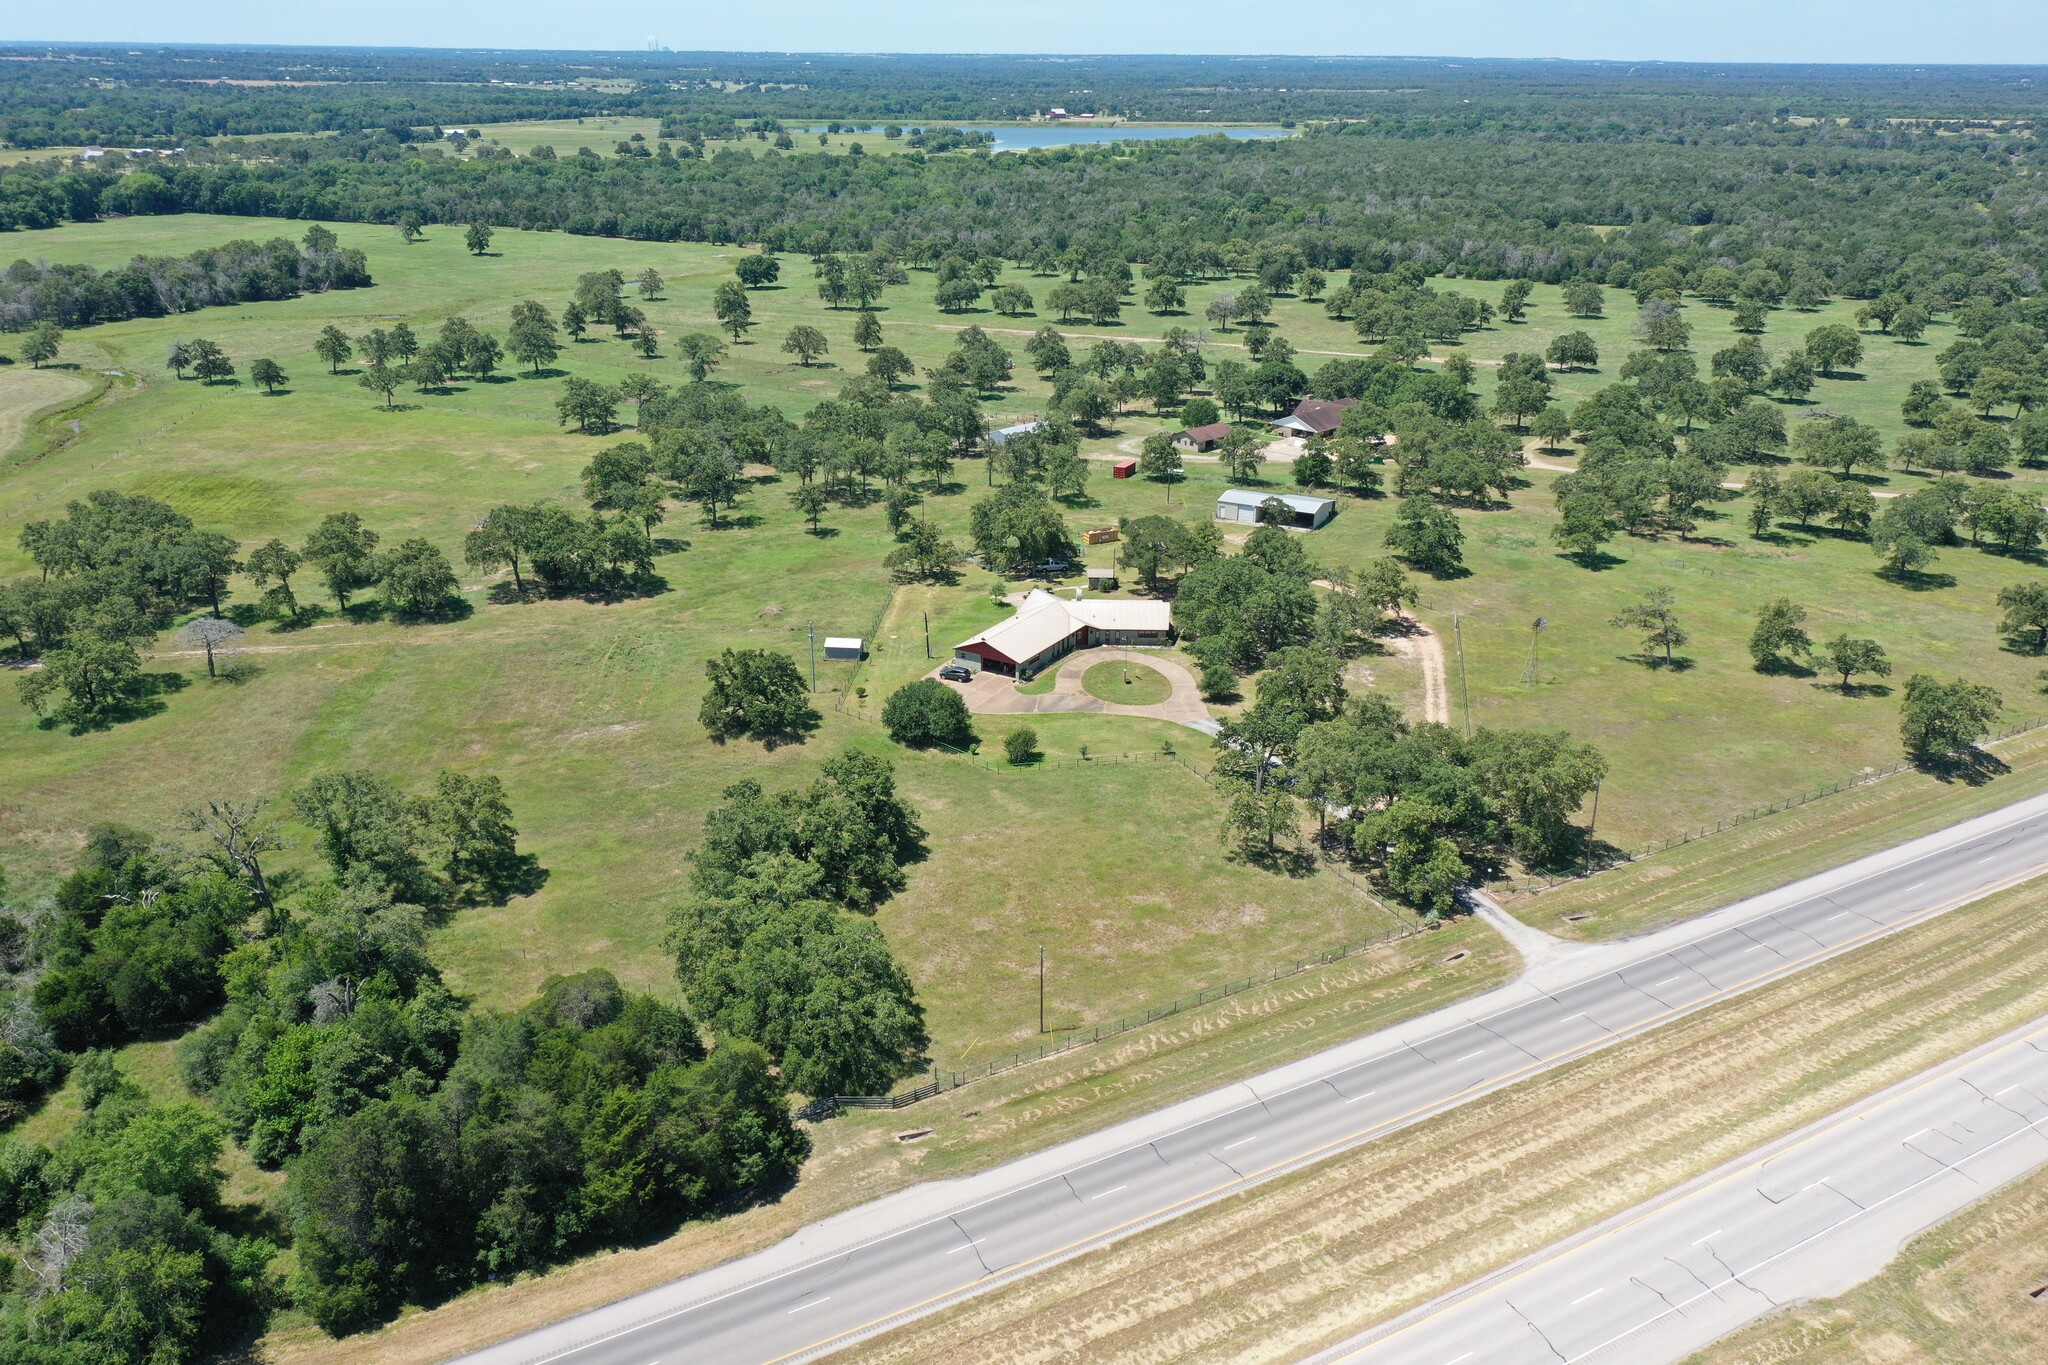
[803,123,1293,152]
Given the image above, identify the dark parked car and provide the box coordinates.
[938,663,975,682]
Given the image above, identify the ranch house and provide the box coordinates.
[952,589,1172,678]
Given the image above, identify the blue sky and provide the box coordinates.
[7,1,2047,64]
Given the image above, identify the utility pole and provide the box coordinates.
[807,623,817,692]
[1038,946,1045,1035]
[924,610,931,659]
[1454,613,1472,740]
[1589,779,1602,838]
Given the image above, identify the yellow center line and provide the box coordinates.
[762,858,2048,1364]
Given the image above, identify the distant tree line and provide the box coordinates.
[0,225,369,331]
[3,113,2040,305]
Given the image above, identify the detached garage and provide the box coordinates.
[1215,489,1337,531]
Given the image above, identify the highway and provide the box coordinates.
[460,789,2048,1365]
[1314,1014,2048,1365]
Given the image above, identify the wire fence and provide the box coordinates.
[828,588,898,716]
[1496,714,2047,895]
[800,912,1425,1121]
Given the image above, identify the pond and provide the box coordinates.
[803,123,1294,152]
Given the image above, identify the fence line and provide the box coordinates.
[801,911,1424,1121]
[1498,714,2047,895]
[830,587,898,715]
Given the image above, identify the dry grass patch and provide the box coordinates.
[1684,1164,2048,1365]
[840,880,2048,1365]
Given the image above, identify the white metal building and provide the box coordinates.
[1215,489,1337,530]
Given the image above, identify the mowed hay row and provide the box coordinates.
[843,884,2048,1365]
[1685,1163,2048,1364]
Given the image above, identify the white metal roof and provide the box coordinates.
[957,591,1077,661]
[823,637,862,650]
[956,589,1170,659]
[1217,489,1336,513]
[1066,597,1171,632]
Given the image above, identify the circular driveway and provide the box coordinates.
[936,649,1213,731]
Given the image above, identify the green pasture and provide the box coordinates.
[0,214,2038,1061]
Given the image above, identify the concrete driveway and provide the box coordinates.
[934,649,1212,731]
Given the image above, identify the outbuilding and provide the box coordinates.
[987,420,1042,446]
[823,637,865,662]
[1111,457,1138,479]
[1175,421,1234,453]
[1269,398,1359,439]
[1215,489,1337,531]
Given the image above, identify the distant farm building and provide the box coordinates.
[1175,421,1233,452]
[952,589,1171,678]
[987,420,1042,446]
[1269,398,1359,438]
[1216,489,1337,530]
[823,637,864,662]
[1111,457,1138,479]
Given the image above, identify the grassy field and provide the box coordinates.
[461,117,926,159]
[839,877,2048,1364]
[1510,722,2048,939]
[0,214,2037,938]
[0,214,1406,1068]
[270,915,1514,1365]
[1684,1164,2048,1364]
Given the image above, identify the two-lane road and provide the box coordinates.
[463,790,2048,1365]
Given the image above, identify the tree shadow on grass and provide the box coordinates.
[804,525,842,538]
[1916,746,2010,787]
[1879,566,1958,592]
[391,597,475,626]
[1557,548,1627,572]
[1233,843,1319,878]
[269,604,334,632]
[1812,680,1894,699]
[42,672,187,735]
[707,712,822,752]
[1755,656,1817,679]
[485,581,545,606]
[1617,652,1696,671]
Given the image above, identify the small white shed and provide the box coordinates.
[823,637,864,662]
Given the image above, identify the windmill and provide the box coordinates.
[1520,616,1548,687]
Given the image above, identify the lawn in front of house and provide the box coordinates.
[1083,658,1174,705]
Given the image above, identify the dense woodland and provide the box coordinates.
[3,114,2043,310]
[1,47,2047,147]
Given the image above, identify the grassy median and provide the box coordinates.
[838,877,2048,1365]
